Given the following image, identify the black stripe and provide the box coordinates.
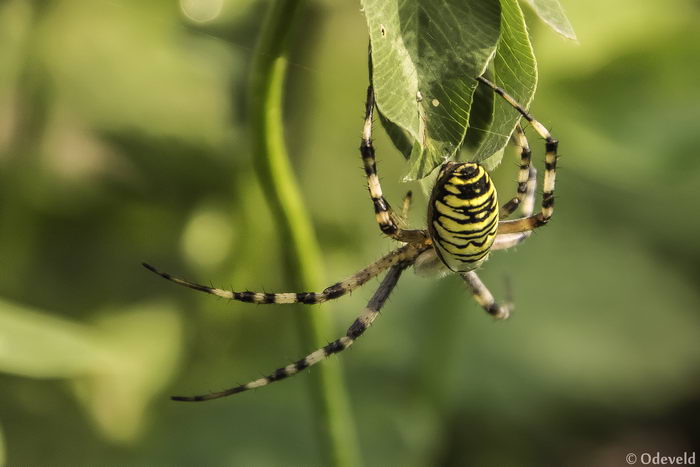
[437,202,495,220]
[435,226,495,245]
[236,291,255,303]
[448,250,490,262]
[542,192,555,208]
[448,171,489,185]
[323,340,345,356]
[269,368,290,382]
[435,211,496,228]
[303,293,318,304]
[364,85,375,116]
[372,197,388,213]
[347,318,367,340]
[445,178,492,198]
[440,191,495,210]
[437,232,495,251]
[262,293,276,304]
[434,199,497,224]
[486,303,501,316]
[434,194,496,217]
[438,177,492,196]
[295,292,318,304]
[295,358,309,371]
[501,199,520,212]
[323,283,345,300]
[516,183,528,194]
[434,215,498,237]
[546,139,558,152]
[380,223,398,235]
[533,215,549,227]
[436,223,495,243]
[447,246,491,259]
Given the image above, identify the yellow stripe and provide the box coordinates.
[443,183,461,195]
[442,191,492,209]
[437,211,496,235]
[434,199,471,220]
[448,173,482,186]
[432,221,497,253]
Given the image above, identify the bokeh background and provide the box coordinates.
[1,0,699,465]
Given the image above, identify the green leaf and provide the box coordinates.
[0,298,183,443]
[377,110,413,160]
[463,76,496,152]
[521,0,577,41]
[471,0,537,168]
[72,302,183,443]
[362,0,501,180]
[0,299,103,377]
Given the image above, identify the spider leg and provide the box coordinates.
[476,76,558,235]
[172,259,414,401]
[492,166,537,251]
[400,190,413,223]
[500,124,533,218]
[143,243,425,305]
[461,270,512,320]
[361,86,428,243]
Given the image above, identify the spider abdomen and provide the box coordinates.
[428,162,499,272]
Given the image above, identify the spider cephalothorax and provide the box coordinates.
[144,75,558,401]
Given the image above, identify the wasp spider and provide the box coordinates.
[144,75,558,402]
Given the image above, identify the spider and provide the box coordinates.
[143,75,558,402]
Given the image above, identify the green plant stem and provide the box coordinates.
[247,1,361,466]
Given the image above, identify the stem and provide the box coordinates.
[247,2,361,466]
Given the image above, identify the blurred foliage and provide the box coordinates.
[364,0,502,180]
[0,0,698,465]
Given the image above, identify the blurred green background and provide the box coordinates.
[1,0,699,465]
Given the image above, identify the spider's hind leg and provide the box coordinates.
[143,244,422,306]
[461,270,512,320]
[492,166,537,251]
[171,260,413,401]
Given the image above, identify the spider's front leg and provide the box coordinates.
[476,76,559,235]
[360,86,428,243]
[399,190,413,223]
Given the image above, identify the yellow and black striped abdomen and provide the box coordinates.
[428,162,499,272]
